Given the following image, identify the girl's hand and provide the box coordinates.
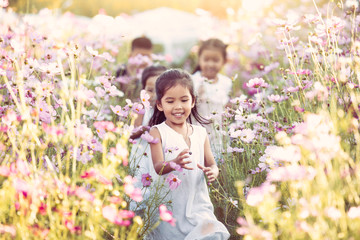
[174,149,193,170]
[197,164,218,183]
[130,125,150,140]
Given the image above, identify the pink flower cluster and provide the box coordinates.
[102,205,135,226]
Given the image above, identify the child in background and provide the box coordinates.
[129,65,167,213]
[192,38,232,160]
[116,36,153,101]
[148,69,230,240]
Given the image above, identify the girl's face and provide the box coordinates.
[157,84,195,127]
[144,76,157,107]
[198,48,225,80]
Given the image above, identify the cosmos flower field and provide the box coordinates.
[1,1,360,239]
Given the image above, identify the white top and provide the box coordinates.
[192,71,232,158]
[129,108,156,211]
[150,122,230,240]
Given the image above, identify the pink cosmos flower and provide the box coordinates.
[106,85,124,97]
[290,69,312,75]
[236,217,249,235]
[273,18,300,33]
[128,54,152,66]
[267,94,288,103]
[99,52,115,62]
[286,86,300,93]
[246,182,276,207]
[86,46,99,57]
[227,146,244,153]
[267,165,316,182]
[42,123,65,136]
[13,178,32,197]
[97,76,111,88]
[140,131,159,144]
[124,99,134,110]
[75,186,95,202]
[80,168,111,186]
[166,173,181,190]
[124,176,142,202]
[95,87,106,97]
[303,14,321,24]
[278,37,299,49]
[65,219,81,234]
[159,204,176,226]
[87,138,103,152]
[95,127,106,139]
[294,106,304,113]
[246,78,269,89]
[2,109,18,126]
[102,205,135,226]
[109,196,122,204]
[141,173,152,187]
[38,62,61,76]
[240,129,256,143]
[102,205,117,223]
[81,168,97,179]
[169,162,182,172]
[93,121,115,132]
[132,102,145,115]
[309,35,325,45]
[119,209,135,219]
[110,105,128,117]
[38,101,55,124]
[74,123,93,140]
[140,90,151,110]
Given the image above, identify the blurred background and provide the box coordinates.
[9,0,329,18]
[7,0,333,86]
[10,0,243,18]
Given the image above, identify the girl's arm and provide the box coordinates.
[149,127,192,175]
[130,114,146,140]
[197,135,219,183]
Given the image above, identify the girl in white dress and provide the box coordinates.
[148,69,230,240]
[129,65,167,213]
[192,39,232,159]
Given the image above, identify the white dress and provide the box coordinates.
[129,109,157,211]
[192,71,232,159]
[150,122,230,240]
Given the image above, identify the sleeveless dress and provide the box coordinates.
[192,71,232,161]
[150,122,230,240]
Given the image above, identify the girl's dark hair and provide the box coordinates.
[192,38,228,74]
[141,65,167,89]
[149,69,210,126]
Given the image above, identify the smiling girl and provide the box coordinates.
[148,69,229,240]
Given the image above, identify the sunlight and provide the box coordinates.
[242,0,273,12]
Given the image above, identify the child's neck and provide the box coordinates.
[165,120,187,130]
[165,120,192,147]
